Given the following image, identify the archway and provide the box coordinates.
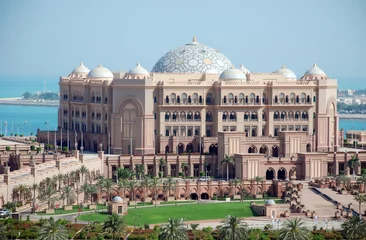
[165,145,170,154]
[260,146,268,155]
[272,146,279,157]
[289,168,297,180]
[186,143,194,153]
[201,193,209,200]
[266,168,275,180]
[278,168,286,180]
[190,193,198,200]
[209,144,218,155]
[306,144,311,152]
[248,145,257,153]
[178,143,184,155]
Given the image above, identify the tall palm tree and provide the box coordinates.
[253,176,263,195]
[127,180,138,201]
[348,154,360,179]
[115,167,135,180]
[135,164,145,181]
[159,218,188,240]
[230,178,241,198]
[219,215,249,240]
[103,178,114,201]
[150,177,161,207]
[61,185,75,206]
[159,157,166,178]
[354,194,366,215]
[103,213,126,240]
[164,177,176,200]
[141,176,151,205]
[79,165,89,182]
[115,180,125,197]
[337,174,351,189]
[96,176,105,201]
[15,184,28,203]
[342,215,366,240]
[357,174,366,193]
[221,154,234,181]
[56,173,64,191]
[180,162,188,178]
[31,183,38,213]
[38,217,68,240]
[279,217,311,240]
[38,185,58,210]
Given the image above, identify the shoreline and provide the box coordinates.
[0,98,59,107]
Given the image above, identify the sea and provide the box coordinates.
[0,77,365,136]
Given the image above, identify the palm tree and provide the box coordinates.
[127,180,138,201]
[348,154,360,179]
[164,177,176,200]
[230,178,241,198]
[180,162,188,178]
[219,215,249,240]
[159,218,188,240]
[354,194,366,215]
[150,177,161,207]
[103,178,114,201]
[115,167,135,180]
[342,215,366,240]
[38,185,58,210]
[80,183,94,203]
[103,213,126,240]
[253,176,263,195]
[279,217,311,240]
[159,157,166,178]
[135,164,145,181]
[38,217,68,240]
[15,184,28,203]
[56,173,64,191]
[96,176,105,201]
[221,154,234,181]
[337,174,351,189]
[141,176,151,205]
[31,183,38,213]
[357,174,366,193]
[79,165,89,182]
[61,185,75,206]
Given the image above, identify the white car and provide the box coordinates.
[0,209,10,219]
[198,177,210,182]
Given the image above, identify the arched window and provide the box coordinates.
[256,95,260,103]
[274,95,278,103]
[181,93,187,104]
[223,96,227,104]
[239,93,244,103]
[180,111,186,121]
[313,96,316,102]
[206,112,212,122]
[230,111,236,121]
[281,111,286,120]
[296,95,299,103]
[262,111,266,121]
[206,129,211,137]
[300,93,306,103]
[177,96,180,103]
[274,111,279,120]
[285,95,289,103]
[234,95,238,104]
[249,93,255,103]
[244,112,249,121]
[172,112,178,120]
[228,93,234,104]
[222,112,228,120]
[289,93,295,103]
[194,111,200,120]
[251,111,257,121]
[206,93,212,105]
[165,112,170,121]
[307,95,311,103]
[295,111,300,120]
[188,95,192,104]
[199,95,203,104]
[192,93,198,103]
[187,111,193,120]
[288,111,294,120]
[262,93,266,104]
[165,95,169,104]
[279,93,285,103]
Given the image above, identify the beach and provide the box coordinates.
[0,97,59,107]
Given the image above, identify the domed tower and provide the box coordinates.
[273,66,297,80]
[300,63,328,80]
[69,62,90,78]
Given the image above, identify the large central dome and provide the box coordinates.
[151,37,232,74]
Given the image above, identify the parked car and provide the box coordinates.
[198,176,211,182]
[0,209,10,219]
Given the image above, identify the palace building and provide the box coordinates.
[37,37,340,180]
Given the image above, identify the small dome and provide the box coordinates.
[112,196,124,203]
[128,62,149,75]
[301,63,328,80]
[219,66,246,80]
[72,62,90,74]
[87,65,114,78]
[274,66,296,80]
[239,64,250,74]
[265,199,276,206]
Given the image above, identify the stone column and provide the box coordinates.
[165,163,171,177]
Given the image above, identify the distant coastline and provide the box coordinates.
[338,114,366,120]
[0,97,59,107]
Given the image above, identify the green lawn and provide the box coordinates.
[37,204,107,215]
[78,202,256,225]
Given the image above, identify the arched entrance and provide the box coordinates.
[266,168,275,180]
[306,144,311,152]
[278,168,286,180]
[190,193,198,200]
[260,146,268,155]
[248,145,257,153]
[178,143,184,154]
[289,167,297,180]
[186,143,194,153]
[201,193,209,200]
[272,146,279,157]
[209,144,218,155]
[165,145,169,154]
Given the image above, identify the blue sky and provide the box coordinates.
[0,0,365,87]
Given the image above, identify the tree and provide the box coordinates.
[14,184,28,202]
[79,165,89,182]
[61,185,75,206]
[279,217,311,240]
[56,173,64,191]
[159,157,166,178]
[135,164,145,181]
[180,162,188,178]
[127,180,139,201]
[38,217,68,240]
[141,176,151,205]
[348,154,360,179]
[337,174,351,190]
[0,223,7,240]
[80,183,97,203]
[150,177,161,207]
[253,176,263,195]
[96,176,106,201]
[38,185,58,210]
[115,167,135,180]
[354,194,366,215]
[163,177,176,200]
[221,154,234,181]
[103,213,126,240]
[31,183,38,213]
[219,215,249,240]
[357,174,366,193]
[159,218,188,240]
[103,179,114,201]
[342,215,366,240]
[230,178,241,198]
[22,92,32,100]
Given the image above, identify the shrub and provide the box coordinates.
[20,134,23,137]
[4,202,17,212]
[362,169,366,175]
[30,145,35,151]
[144,223,150,229]
[30,132,33,136]
[36,147,41,152]
[14,134,18,137]
[190,223,199,230]
[5,146,10,151]
[178,172,184,177]
[63,146,69,152]
[200,171,205,177]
